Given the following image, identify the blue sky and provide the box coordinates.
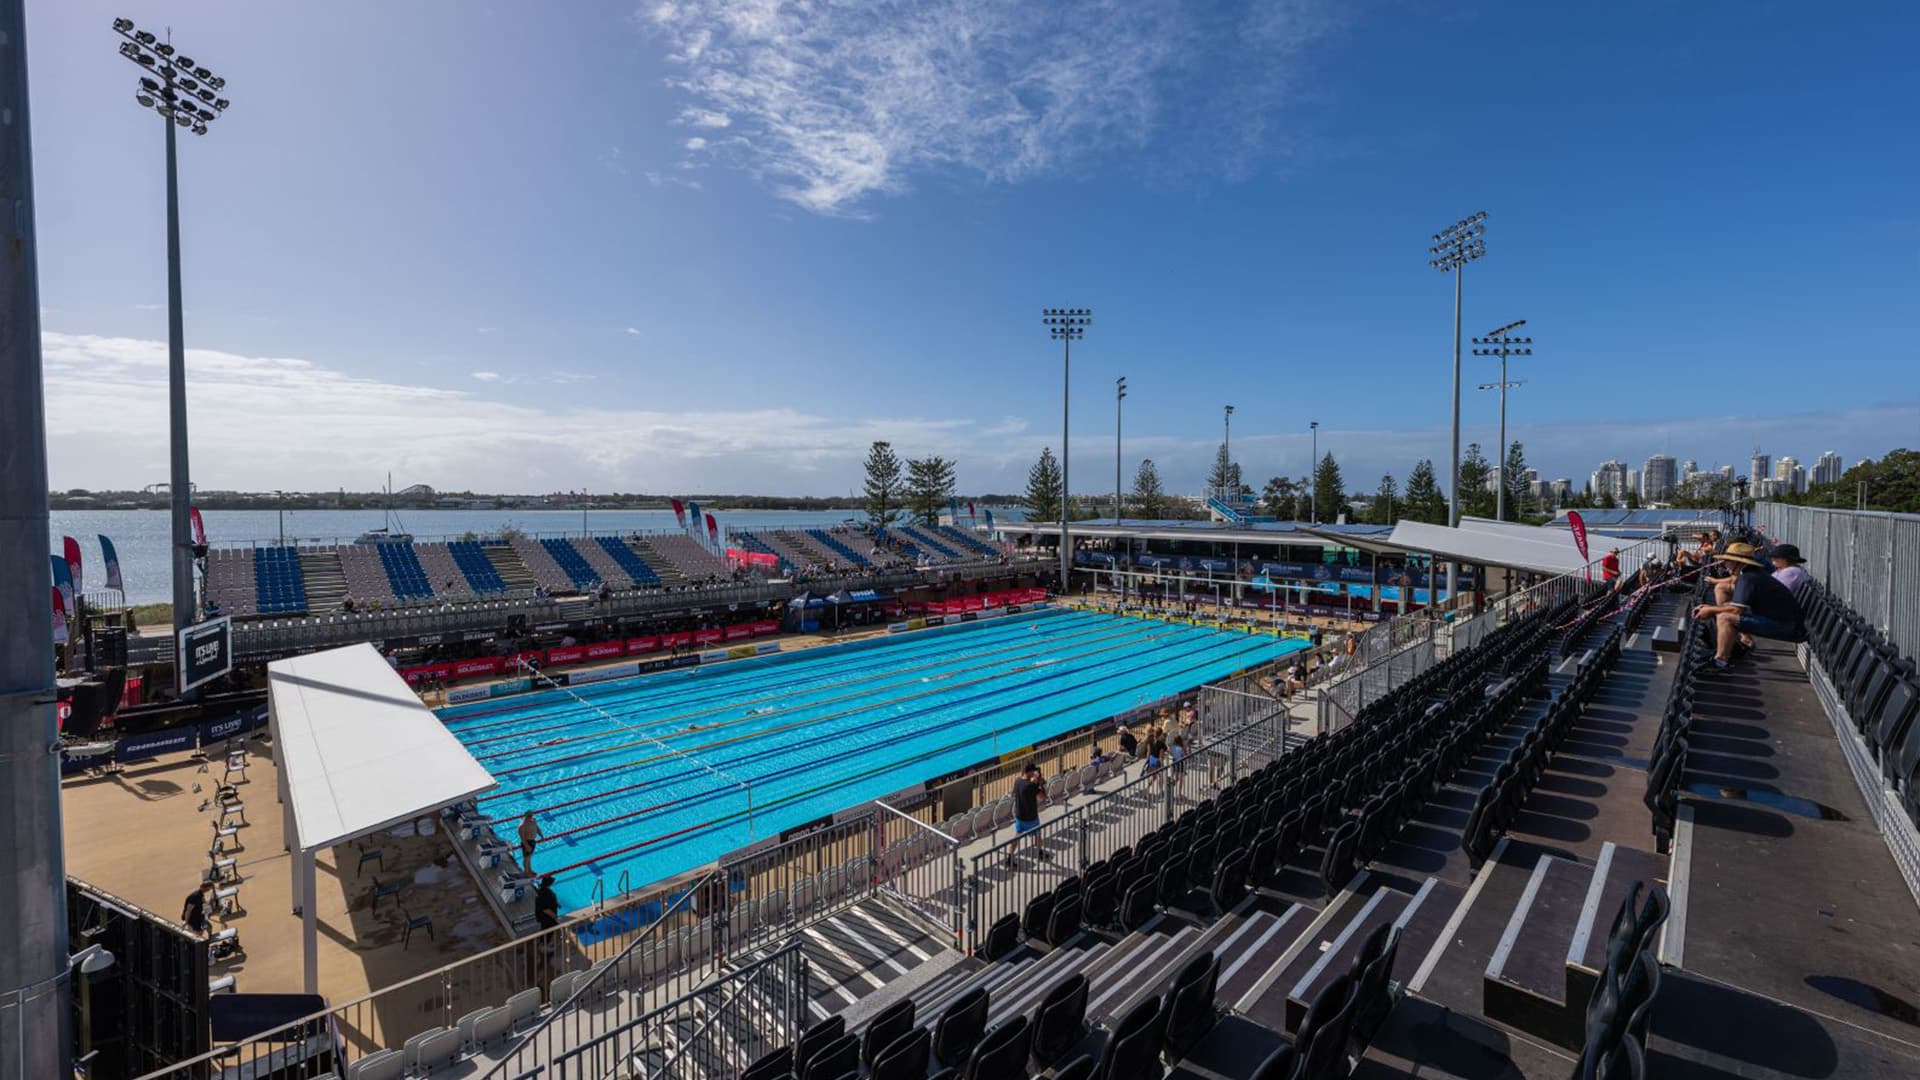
[28,1,1920,496]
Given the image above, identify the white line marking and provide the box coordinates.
[1661,804,1694,967]
[1487,855,1553,981]
[1408,835,1509,995]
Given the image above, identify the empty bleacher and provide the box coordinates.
[940,523,1000,557]
[740,530,821,574]
[374,541,435,602]
[510,537,583,593]
[415,542,478,600]
[646,533,731,582]
[807,527,873,568]
[899,524,965,560]
[202,548,258,616]
[251,546,307,614]
[628,535,690,587]
[443,540,509,595]
[337,543,402,608]
[592,536,663,588]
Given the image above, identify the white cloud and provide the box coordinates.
[133,303,162,311]
[470,371,502,382]
[642,0,1345,215]
[645,171,704,191]
[623,326,643,335]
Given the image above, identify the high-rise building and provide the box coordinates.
[1774,456,1802,495]
[1642,455,1678,502]
[1814,451,1844,486]
[1681,460,1699,481]
[1719,464,1735,481]
[1551,478,1572,501]
[1591,460,1629,500]
[1751,450,1771,486]
[1627,468,1641,499]
[1791,465,1807,494]
[1486,466,1502,494]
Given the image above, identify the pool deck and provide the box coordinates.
[61,736,505,1006]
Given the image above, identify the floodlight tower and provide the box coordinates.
[1428,211,1487,603]
[1044,309,1091,590]
[112,17,232,639]
[1472,319,1532,520]
[1310,420,1320,523]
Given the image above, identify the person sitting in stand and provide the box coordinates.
[1770,543,1813,603]
[1691,542,1805,673]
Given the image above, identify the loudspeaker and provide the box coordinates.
[93,625,129,670]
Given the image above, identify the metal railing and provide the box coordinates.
[1755,502,1919,658]
[963,700,1293,946]
[872,801,967,950]
[539,943,810,1080]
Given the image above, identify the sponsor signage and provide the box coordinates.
[115,726,197,764]
[584,641,625,659]
[447,686,492,704]
[177,617,233,694]
[754,642,782,656]
[699,649,729,664]
[546,645,587,665]
[779,814,835,843]
[199,704,267,746]
[694,628,725,646]
[453,657,502,679]
[569,663,639,686]
[625,636,660,655]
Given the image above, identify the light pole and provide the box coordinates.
[113,18,232,639]
[1472,319,1531,521]
[1115,377,1127,523]
[2,3,71,1075]
[1044,309,1091,591]
[1428,210,1487,605]
[1222,404,1235,503]
[1309,420,1320,523]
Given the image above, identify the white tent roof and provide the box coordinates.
[268,643,496,851]
[1382,519,1593,576]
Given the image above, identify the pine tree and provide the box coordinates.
[1502,440,1531,520]
[1311,452,1347,523]
[1459,442,1496,519]
[904,456,957,526]
[1371,473,1399,525]
[1024,447,1064,522]
[1206,443,1249,501]
[1130,459,1166,519]
[1404,459,1446,524]
[862,441,903,526]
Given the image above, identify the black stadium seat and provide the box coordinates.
[742,1046,792,1080]
[794,1016,843,1073]
[965,1015,1031,1080]
[1096,994,1167,1080]
[1023,891,1056,942]
[1051,1053,1097,1080]
[1083,869,1119,929]
[870,1028,930,1080]
[1297,972,1360,1080]
[1319,819,1360,898]
[1160,951,1220,1060]
[1347,922,1402,1048]
[861,998,915,1074]
[933,988,990,1068]
[1249,1042,1297,1079]
[1119,877,1157,931]
[1045,892,1084,946]
[798,1031,859,1080]
[1029,972,1089,1069]
[984,914,1020,961]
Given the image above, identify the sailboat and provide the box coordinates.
[355,472,416,544]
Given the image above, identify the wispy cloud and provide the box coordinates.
[470,371,502,382]
[133,303,162,312]
[642,0,1346,216]
[476,326,497,334]
[599,145,630,176]
[623,326,643,335]
[644,170,704,191]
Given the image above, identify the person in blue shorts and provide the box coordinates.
[1692,542,1804,673]
[1007,763,1048,866]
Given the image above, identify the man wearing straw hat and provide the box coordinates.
[1691,541,1804,673]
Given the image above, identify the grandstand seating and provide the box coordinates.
[374,541,435,602]
[592,536,662,588]
[900,524,965,560]
[337,544,402,608]
[442,541,509,595]
[645,533,731,581]
[411,543,476,601]
[252,546,308,614]
[202,548,259,616]
[807,527,873,568]
[940,524,1000,557]
[510,537,583,593]
[734,532,798,575]
[538,538,602,591]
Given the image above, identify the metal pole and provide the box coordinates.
[1115,379,1124,601]
[0,2,72,1071]
[1447,264,1462,605]
[1310,422,1319,524]
[165,112,197,639]
[1495,346,1507,521]
[1060,335,1071,591]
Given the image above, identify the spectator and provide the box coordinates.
[1116,723,1139,759]
[1601,547,1622,583]
[1691,542,1805,673]
[1008,763,1048,866]
[1770,543,1812,602]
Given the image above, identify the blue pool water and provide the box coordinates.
[439,608,1305,911]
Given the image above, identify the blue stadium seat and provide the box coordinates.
[538,538,601,590]
[375,542,435,602]
[594,536,662,586]
[252,547,308,614]
[448,541,508,594]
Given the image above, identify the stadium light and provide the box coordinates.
[1043,308,1091,591]
[1114,377,1127,525]
[1310,420,1320,524]
[1472,318,1532,520]
[1427,210,1487,603]
[111,16,234,645]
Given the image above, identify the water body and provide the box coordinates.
[51,507,1026,607]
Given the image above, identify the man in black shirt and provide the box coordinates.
[181,881,214,938]
[530,875,562,997]
[1692,542,1803,672]
[1008,764,1048,866]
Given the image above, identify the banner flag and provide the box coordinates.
[670,498,686,529]
[63,536,83,594]
[968,501,976,520]
[1567,511,1591,581]
[984,508,996,530]
[948,496,959,523]
[99,535,123,591]
[52,588,68,644]
[705,513,719,548]
[190,506,207,546]
[50,555,74,617]
[686,501,701,535]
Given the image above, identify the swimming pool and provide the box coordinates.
[440,608,1306,911]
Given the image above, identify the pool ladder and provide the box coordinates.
[588,871,636,911]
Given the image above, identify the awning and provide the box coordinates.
[268,643,496,991]
[1382,519,1591,576]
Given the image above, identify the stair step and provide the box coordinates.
[1085,922,1203,1023]
[1482,854,1596,1046]
[1212,900,1315,1006]
[1279,885,1413,1034]
[1564,842,1668,1022]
